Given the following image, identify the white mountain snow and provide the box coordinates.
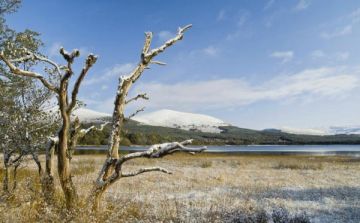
[280,127,329,135]
[280,126,360,135]
[66,107,360,136]
[72,108,111,122]
[132,109,230,133]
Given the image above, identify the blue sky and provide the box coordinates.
[6,0,360,130]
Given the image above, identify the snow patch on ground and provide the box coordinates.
[133,109,230,133]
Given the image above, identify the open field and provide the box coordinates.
[0,153,359,222]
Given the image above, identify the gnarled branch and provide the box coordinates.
[60,47,80,64]
[95,139,205,187]
[0,51,58,92]
[125,93,149,104]
[121,167,172,177]
[117,139,206,165]
[127,107,145,119]
[67,54,98,113]
[9,48,62,75]
[144,24,192,64]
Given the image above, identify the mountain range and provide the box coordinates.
[74,107,360,136]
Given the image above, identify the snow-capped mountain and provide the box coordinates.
[132,109,230,133]
[280,126,360,135]
[280,127,329,135]
[72,108,111,122]
[327,126,360,135]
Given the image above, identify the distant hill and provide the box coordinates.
[133,109,230,133]
[74,108,360,145]
[281,126,360,135]
[72,108,111,123]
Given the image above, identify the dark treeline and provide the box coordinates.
[78,120,360,146]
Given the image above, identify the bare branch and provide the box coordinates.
[117,139,206,165]
[144,24,192,62]
[121,167,172,177]
[34,54,62,75]
[67,54,98,113]
[0,51,58,92]
[60,47,80,64]
[8,54,32,62]
[79,122,110,135]
[129,24,192,83]
[142,32,153,55]
[150,60,167,66]
[80,126,95,134]
[125,93,149,104]
[127,107,145,119]
[68,117,81,160]
[9,48,62,75]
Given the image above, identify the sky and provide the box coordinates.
[5,0,360,130]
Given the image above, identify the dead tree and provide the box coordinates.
[1,24,206,212]
[0,47,98,208]
[90,24,206,210]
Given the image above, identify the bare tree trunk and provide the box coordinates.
[57,114,77,209]
[11,163,19,191]
[41,138,56,202]
[0,47,97,210]
[2,165,10,193]
[90,25,193,210]
[90,184,109,211]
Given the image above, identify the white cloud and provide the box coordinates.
[310,50,350,61]
[48,42,61,58]
[101,85,108,90]
[349,7,360,23]
[237,11,250,27]
[84,63,134,85]
[311,50,326,59]
[321,25,352,39]
[217,9,226,21]
[158,31,174,42]
[270,51,294,63]
[264,0,275,11]
[130,67,359,111]
[294,0,311,11]
[203,46,218,56]
[335,52,350,61]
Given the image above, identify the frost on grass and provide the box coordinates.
[0,154,359,222]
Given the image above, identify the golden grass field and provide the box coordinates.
[0,153,359,222]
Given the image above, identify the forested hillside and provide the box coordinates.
[78,120,360,146]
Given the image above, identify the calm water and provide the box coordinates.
[76,144,360,155]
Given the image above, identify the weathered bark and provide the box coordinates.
[91,140,205,211]
[0,48,98,209]
[11,163,19,191]
[2,156,21,194]
[41,137,57,202]
[57,114,77,209]
[68,117,81,161]
[91,25,193,211]
[2,165,10,193]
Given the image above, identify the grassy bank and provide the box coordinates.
[0,153,359,222]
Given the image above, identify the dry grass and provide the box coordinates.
[0,153,360,222]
